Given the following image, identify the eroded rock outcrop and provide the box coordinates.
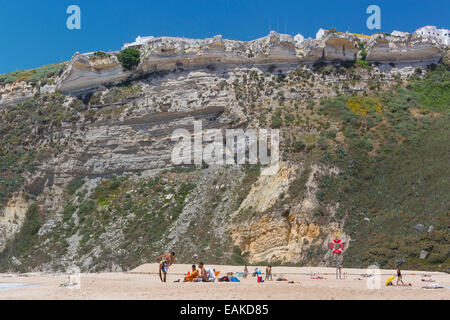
[0,81,35,106]
[56,31,446,94]
[366,33,443,63]
[0,194,29,250]
[57,53,130,93]
[229,163,345,264]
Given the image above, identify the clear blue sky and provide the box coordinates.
[0,0,448,73]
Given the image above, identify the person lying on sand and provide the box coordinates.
[154,251,175,283]
[60,275,78,287]
[276,277,288,281]
[183,264,199,282]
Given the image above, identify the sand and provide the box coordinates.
[0,264,448,300]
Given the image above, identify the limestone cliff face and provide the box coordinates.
[0,34,446,271]
[0,194,29,250]
[0,81,35,106]
[229,163,346,265]
[443,48,450,66]
[366,33,443,63]
[298,34,359,62]
[57,53,130,93]
[138,31,300,75]
[55,31,444,94]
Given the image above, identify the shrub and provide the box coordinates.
[117,48,141,70]
[270,110,283,129]
[66,179,85,195]
[329,28,338,34]
[293,140,305,152]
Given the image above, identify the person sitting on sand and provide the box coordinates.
[197,262,206,281]
[196,262,216,282]
[154,252,175,283]
[265,266,273,281]
[184,264,199,282]
[396,265,405,286]
[205,266,216,282]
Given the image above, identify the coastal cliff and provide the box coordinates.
[0,30,448,273]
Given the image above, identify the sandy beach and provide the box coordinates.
[0,264,448,300]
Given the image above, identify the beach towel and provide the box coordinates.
[184,270,199,282]
[422,283,443,289]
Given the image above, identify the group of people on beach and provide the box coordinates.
[182,263,217,282]
[154,252,276,283]
[154,252,216,283]
[154,252,412,287]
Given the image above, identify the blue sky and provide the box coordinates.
[0,0,448,73]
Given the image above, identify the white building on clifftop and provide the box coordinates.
[415,26,449,46]
[122,35,155,49]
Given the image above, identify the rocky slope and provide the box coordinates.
[0,31,448,273]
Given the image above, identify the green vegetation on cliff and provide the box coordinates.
[117,48,141,71]
[0,63,66,85]
[317,66,449,270]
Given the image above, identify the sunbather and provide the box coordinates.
[184,264,199,282]
[197,262,216,282]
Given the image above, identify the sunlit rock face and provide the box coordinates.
[56,31,444,94]
[365,33,443,63]
[228,163,346,265]
[57,53,130,93]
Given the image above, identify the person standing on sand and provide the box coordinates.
[154,252,175,282]
[396,265,405,285]
[337,265,342,279]
[265,266,272,281]
[243,265,248,279]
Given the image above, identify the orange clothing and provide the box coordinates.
[184,270,199,282]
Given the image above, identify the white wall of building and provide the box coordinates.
[316,28,328,40]
[294,33,305,45]
[415,26,449,46]
[122,35,155,49]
